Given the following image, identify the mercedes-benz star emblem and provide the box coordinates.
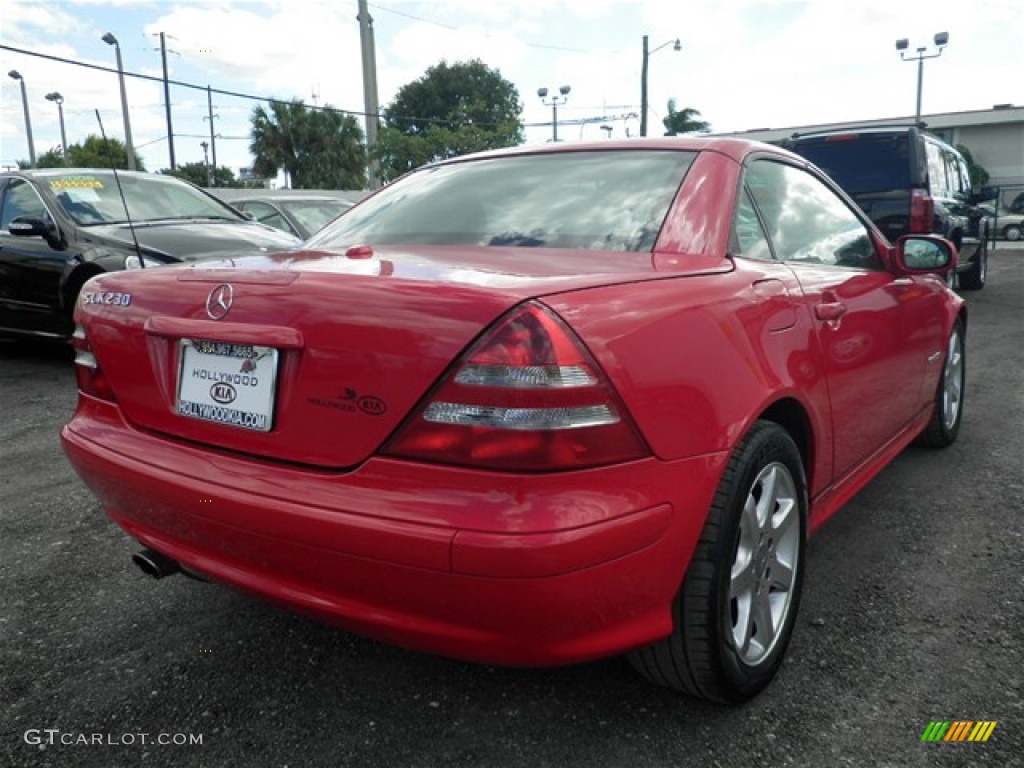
[206,284,234,320]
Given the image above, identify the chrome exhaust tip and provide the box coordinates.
[132,548,181,579]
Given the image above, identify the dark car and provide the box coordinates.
[783,126,992,290]
[0,169,302,340]
[231,194,353,239]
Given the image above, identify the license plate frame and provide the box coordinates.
[176,339,279,432]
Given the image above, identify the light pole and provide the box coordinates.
[102,32,136,170]
[200,141,212,186]
[8,70,36,167]
[204,85,218,184]
[45,92,68,162]
[896,32,949,127]
[640,36,681,137]
[538,85,571,143]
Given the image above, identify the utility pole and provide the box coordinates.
[357,0,380,189]
[640,35,649,137]
[160,32,176,170]
[640,35,681,137]
[205,85,219,184]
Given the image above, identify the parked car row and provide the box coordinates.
[0,169,301,340]
[58,138,967,704]
[230,193,353,239]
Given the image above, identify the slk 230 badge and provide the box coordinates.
[82,292,132,307]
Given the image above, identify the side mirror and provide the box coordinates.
[894,235,957,275]
[8,216,55,238]
[971,186,998,204]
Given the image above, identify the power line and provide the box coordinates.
[0,43,516,130]
[3,42,637,145]
[367,2,595,53]
[0,43,371,118]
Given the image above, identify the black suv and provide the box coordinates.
[784,126,991,290]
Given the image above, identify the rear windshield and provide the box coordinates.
[788,135,911,195]
[309,150,696,252]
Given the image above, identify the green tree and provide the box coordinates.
[662,101,711,136]
[249,100,367,189]
[375,59,522,183]
[21,149,66,169]
[162,162,240,188]
[955,144,990,188]
[19,136,145,171]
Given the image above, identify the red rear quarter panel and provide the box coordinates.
[545,259,832,489]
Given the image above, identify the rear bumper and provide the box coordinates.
[62,397,726,665]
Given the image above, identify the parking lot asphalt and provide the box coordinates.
[3,248,1022,768]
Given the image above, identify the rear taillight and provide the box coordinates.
[72,323,116,402]
[384,302,649,471]
[909,189,934,234]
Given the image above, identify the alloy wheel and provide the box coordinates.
[728,462,800,666]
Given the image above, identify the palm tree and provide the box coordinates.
[250,100,309,187]
[663,100,711,136]
[250,100,367,189]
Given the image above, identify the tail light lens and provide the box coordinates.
[909,189,934,234]
[72,323,116,402]
[384,302,649,471]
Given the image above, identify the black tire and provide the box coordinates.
[1004,225,1022,242]
[958,242,987,291]
[628,421,807,702]
[915,319,965,448]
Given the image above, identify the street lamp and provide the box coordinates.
[200,141,212,186]
[102,32,136,170]
[896,32,949,127]
[640,36,681,137]
[538,85,571,143]
[7,70,36,167]
[45,92,68,162]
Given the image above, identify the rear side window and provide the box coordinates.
[788,134,911,195]
[944,151,970,197]
[925,141,950,196]
[0,179,49,229]
[238,201,295,235]
[744,160,881,270]
[310,150,696,253]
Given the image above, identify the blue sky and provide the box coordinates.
[2,0,1022,177]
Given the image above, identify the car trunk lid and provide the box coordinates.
[77,246,727,468]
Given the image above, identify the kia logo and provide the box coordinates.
[206,284,234,320]
[210,382,237,404]
[357,396,387,416]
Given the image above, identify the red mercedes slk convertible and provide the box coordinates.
[62,139,965,702]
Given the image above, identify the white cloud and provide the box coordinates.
[3,0,1022,172]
